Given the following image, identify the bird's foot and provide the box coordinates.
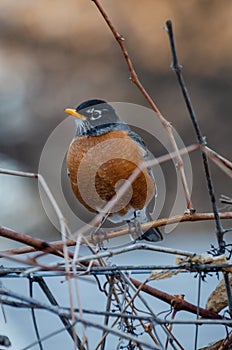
[127,219,143,242]
[91,228,109,249]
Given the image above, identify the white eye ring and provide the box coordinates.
[87,108,103,120]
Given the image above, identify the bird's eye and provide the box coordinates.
[90,109,102,120]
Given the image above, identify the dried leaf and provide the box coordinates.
[198,333,232,350]
[198,338,224,350]
[205,273,232,313]
[149,269,180,280]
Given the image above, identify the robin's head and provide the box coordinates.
[65,99,122,136]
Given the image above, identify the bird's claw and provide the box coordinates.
[91,228,108,249]
[127,219,143,242]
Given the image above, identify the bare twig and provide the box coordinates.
[35,277,84,348]
[165,19,232,318]
[0,169,78,333]
[94,275,162,350]
[2,293,231,326]
[2,261,232,278]
[47,144,200,244]
[165,20,225,252]
[92,0,193,212]
[85,211,232,244]
[1,294,230,326]
[0,226,65,258]
[0,2,231,348]
[203,146,232,178]
[1,212,232,256]
[0,169,70,238]
[29,278,44,350]
[71,234,89,349]
[130,278,224,320]
[1,284,162,349]
[75,243,195,264]
[100,275,114,350]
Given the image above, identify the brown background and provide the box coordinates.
[0,0,231,239]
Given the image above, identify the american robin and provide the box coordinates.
[65,99,163,242]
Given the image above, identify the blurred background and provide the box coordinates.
[1,0,231,239]
[0,0,232,237]
[0,1,232,349]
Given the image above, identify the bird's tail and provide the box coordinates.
[139,226,163,242]
[135,208,163,242]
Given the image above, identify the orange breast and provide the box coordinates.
[66,130,155,217]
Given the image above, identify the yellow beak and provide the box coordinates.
[64,108,87,120]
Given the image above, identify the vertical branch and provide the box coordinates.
[0,169,83,347]
[100,275,114,350]
[165,19,232,318]
[194,273,202,350]
[72,234,89,349]
[165,20,225,252]
[35,277,85,349]
[29,278,43,350]
[38,176,78,344]
[92,0,193,212]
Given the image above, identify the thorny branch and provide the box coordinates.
[1,261,232,277]
[165,20,225,252]
[0,170,79,346]
[35,277,84,347]
[1,290,232,326]
[0,4,232,348]
[0,224,230,322]
[0,284,161,350]
[165,19,232,318]
[1,154,232,349]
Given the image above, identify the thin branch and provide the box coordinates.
[165,20,225,252]
[1,278,229,348]
[35,277,84,348]
[2,262,232,278]
[100,275,114,350]
[75,238,144,348]
[94,275,163,350]
[52,143,198,241]
[92,0,193,212]
[20,322,78,350]
[203,146,232,178]
[165,19,232,318]
[1,285,163,349]
[76,242,175,347]
[1,295,230,326]
[0,226,65,258]
[37,175,77,345]
[71,234,89,349]
[0,168,70,239]
[120,273,177,347]
[1,4,231,348]
[75,243,195,264]
[29,278,44,350]
[1,211,232,256]
[85,211,232,244]
[130,278,224,320]
[2,294,232,326]
[1,143,198,256]
[0,169,77,323]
